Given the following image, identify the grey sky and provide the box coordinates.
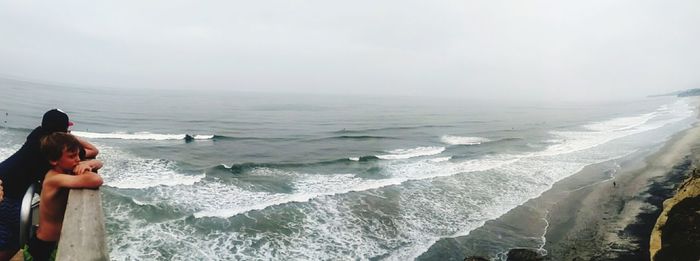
[1,0,698,101]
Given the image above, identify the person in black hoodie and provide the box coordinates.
[0,109,98,260]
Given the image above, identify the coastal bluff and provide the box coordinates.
[650,170,700,260]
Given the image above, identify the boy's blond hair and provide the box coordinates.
[40,132,81,162]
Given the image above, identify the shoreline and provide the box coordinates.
[418,106,700,260]
[542,119,700,260]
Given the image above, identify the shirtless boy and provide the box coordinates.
[27,133,103,261]
[0,109,99,261]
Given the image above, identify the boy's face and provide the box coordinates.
[52,147,81,172]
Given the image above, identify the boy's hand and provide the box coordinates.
[73,163,92,175]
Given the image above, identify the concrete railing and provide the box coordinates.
[56,189,109,261]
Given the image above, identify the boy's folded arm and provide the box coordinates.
[51,172,103,189]
[82,159,103,171]
[73,160,104,175]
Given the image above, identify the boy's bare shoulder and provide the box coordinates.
[43,170,70,185]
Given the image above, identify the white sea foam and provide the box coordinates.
[0,130,21,159]
[430,157,451,163]
[193,156,514,218]
[72,131,213,140]
[377,146,445,160]
[108,172,205,189]
[192,176,405,218]
[106,190,394,260]
[539,100,693,157]
[0,146,19,161]
[349,157,360,161]
[440,135,490,145]
[106,154,566,260]
[96,145,205,189]
[583,112,657,132]
[190,174,400,218]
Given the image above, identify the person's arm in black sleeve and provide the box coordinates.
[76,136,98,159]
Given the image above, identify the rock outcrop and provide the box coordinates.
[506,249,544,261]
[650,170,700,260]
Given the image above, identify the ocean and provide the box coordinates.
[0,78,696,260]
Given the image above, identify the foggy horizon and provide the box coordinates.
[1,1,699,101]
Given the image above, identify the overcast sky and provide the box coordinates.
[0,1,698,101]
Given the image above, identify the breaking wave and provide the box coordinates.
[72,131,214,140]
[440,135,491,145]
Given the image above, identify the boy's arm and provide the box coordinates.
[73,159,103,175]
[0,179,3,202]
[48,172,103,189]
[76,137,99,159]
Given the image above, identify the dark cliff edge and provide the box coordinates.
[650,170,700,261]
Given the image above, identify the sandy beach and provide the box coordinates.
[419,103,700,260]
[543,119,700,260]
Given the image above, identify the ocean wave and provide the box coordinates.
[210,135,294,141]
[348,155,380,161]
[95,145,207,189]
[193,156,513,218]
[583,100,692,133]
[335,135,391,139]
[212,158,364,175]
[103,156,521,260]
[107,172,206,189]
[101,153,515,219]
[0,126,34,132]
[72,131,214,140]
[540,100,694,157]
[332,125,454,134]
[583,112,657,132]
[377,146,445,160]
[440,135,491,145]
[429,157,452,163]
[309,135,396,142]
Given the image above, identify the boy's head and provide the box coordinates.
[41,132,82,171]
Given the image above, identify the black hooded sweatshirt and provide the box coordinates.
[0,127,53,200]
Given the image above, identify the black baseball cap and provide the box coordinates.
[42,109,74,132]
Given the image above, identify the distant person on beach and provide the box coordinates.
[25,132,103,261]
[0,109,98,261]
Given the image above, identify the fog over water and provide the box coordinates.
[1,1,699,101]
